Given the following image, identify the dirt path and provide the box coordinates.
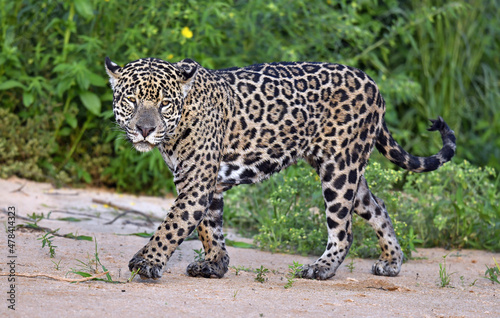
[1,177,498,317]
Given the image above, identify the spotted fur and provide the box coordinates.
[105,57,456,280]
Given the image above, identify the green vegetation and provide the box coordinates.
[52,259,63,271]
[22,212,94,241]
[346,256,356,273]
[68,239,116,283]
[25,212,48,229]
[38,231,57,258]
[226,161,325,256]
[226,160,500,257]
[1,0,498,193]
[284,261,303,289]
[254,265,269,283]
[230,265,253,276]
[193,248,205,262]
[484,258,500,284]
[128,269,140,283]
[438,254,454,288]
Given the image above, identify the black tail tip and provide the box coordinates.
[428,116,446,132]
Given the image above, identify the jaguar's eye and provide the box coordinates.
[127,96,136,103]
[161,100,169,106]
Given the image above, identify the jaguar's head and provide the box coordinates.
[105,57,198,152]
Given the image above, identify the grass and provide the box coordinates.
[128,269,140,283]
[346,258,356,273]
[38,231,58,258]
[225,239,255,249]
[52,259,62,271]
[120,231,154,238]
[438,254,454,288]
[34,232,142,283]
[225,161,326,256]
[24,212,93,241]
[25,212,48,229]
[231,265,253,276]
[56,217,90,222]
[68,239,116,283]
[484,258,500,284]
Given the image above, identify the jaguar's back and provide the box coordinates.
[214,62,385,190]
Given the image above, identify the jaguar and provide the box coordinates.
[105,57,455,280]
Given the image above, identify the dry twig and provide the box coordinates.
[10,182,28,196]
[0,271,110,282]
[92,198,161,225]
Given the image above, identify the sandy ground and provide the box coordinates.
[0,176,499,318]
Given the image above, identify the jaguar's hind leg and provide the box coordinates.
[354,176,403,276]
[297,160,361,280]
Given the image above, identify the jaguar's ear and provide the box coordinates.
[176,58,199,98]
[105,57,122,89]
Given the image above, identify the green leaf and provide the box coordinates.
[100,264,112,281]
[55,79,75,97]
[87,71,108,87]
[53,63,72,73]
[63,233,93,241]
[79,91,101,115]
[23,91,34,107]
[59,127,72,136]
[81,170,92,183]
[64,113,78,128]
[74,0,94,20]
[101,110,115,119]
[118,232,153,238]
[76,235,93,241]
[0,80,26,90]
[225,239,255,249]
[71,271,92,278]
[57,217,90,222]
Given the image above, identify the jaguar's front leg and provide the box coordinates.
[128,191,213,279]
[187,192,229,278]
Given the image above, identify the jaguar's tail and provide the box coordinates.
[375,117,456,172]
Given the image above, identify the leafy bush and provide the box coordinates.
[402,161,500,251]
[0,108,64,182]
[236,162,326,256]
[350,162,414,259]
[225,161,325,256]
[225,160,499,258]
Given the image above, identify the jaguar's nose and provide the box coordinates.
[136,125,155,138]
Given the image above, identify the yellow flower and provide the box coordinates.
[167,54,174,60]
[181,26,193,39]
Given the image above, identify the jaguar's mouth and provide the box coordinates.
[133,141,155,153]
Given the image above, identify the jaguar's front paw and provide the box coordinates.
[296,263,336,280]
[371,257,402,277]
[186,259,229,278]
[128,251,164,280]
